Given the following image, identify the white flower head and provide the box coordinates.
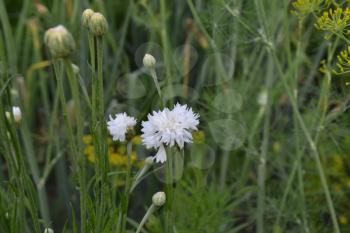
[141,103,199,163]
[107,113,137,142]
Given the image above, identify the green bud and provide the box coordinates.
[88,12,108,36]
[44,25,75,58]
[81,9,94,28]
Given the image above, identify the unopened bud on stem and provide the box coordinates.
[89,12,108,36]
[143,54,156,69]
[44,25,75,58]
[143,54,161,97]
[152,191,166,207]
[81,9,94,28]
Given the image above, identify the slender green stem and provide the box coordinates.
[256,59,273,233]
[64,59,87,233]
[136,204,156,233]
[94,35,109,231]
[150,68,162,99]
[270,50,340,233]
[0,0,17,73]
[121,142,133,233]
[165,149,174,233]
[160,0,173,101]
[52,60,78,158]
[20,122,50,222]
[219,151,230,191]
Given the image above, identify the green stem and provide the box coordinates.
[121,142,133,233]
[270,50,340,233]
[64,59,87,233]
[52,60,78,158]
[165,149,174,233]
[219,151,230,191]
[256,60,273,233]
[20,122,50,222]
[0,0,17,73]
[136,204,156,233]
[94,35,109,231]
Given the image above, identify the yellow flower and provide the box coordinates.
[332,46,350,75]
[315,8,350,39]
[84,145,96,163]
[291,0,329,18]
[109,152,126,166]
[82,134,143,168]
[82,135,93,144]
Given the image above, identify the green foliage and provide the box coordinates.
[1,0,350,232]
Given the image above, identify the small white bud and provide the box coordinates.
[11,106,22,123]
[152,191,166,207]
[143,54,156,69]
[257,90,268,107]
[44,228,54,233]
[71,64,80,74]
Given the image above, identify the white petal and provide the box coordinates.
[154,144,167,163]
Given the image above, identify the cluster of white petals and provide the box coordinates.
[141,103,199,163]
[107,113,137,142]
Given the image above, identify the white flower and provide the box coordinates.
[141,103,199,163]
[6,106,22,123]
[44,228,54,233]
[107,113,137,142]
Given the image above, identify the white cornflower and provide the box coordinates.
[141,103,199,163]
[107,113,137,142]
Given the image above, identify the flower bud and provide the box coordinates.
[12,106,22,123]
[81,9,94,28]
[71,63,80,74]
[44,228,54,233]
[143,54,156,69]
[6,106,22,123]
[88,12,108,36]
[44,25,76,58]
[257,90,268,107]
[152,191,166,207]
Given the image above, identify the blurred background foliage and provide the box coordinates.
[1,0,350,232]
